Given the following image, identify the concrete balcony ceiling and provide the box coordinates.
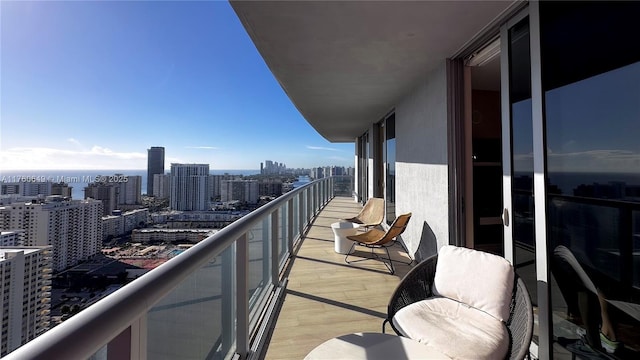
[230,0,515,142]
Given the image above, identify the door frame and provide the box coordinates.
[450,3,551,358]
[500,4,551,358]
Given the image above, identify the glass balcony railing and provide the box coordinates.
[5,176,352,360]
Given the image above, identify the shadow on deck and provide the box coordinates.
[263,197,414,360]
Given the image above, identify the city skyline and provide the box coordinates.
[0,1,354,171]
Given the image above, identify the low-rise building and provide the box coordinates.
[131,229,216,244]
[0,231,20,247]
[102,209,149,241]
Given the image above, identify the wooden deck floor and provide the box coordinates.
[263,197,414,360]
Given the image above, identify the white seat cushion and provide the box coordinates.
[392,297,509,360]
[433,245,514,322]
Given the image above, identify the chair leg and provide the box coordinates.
[382,319,389,334]
[382,246,395,275]
[344,242,357,264]
[345,243,394,274]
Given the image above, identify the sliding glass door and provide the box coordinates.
[502,12,539,345]
[500,3,640,358]
[540,2,640,358]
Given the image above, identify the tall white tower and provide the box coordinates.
[169,164,210,211]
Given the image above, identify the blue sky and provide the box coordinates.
[0,0,354,171]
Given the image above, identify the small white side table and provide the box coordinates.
[330,222,360,254]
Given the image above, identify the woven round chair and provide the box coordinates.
[383,254,534,360]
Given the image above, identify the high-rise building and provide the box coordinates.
[0,184,20,196]
[84,182,118,216]
[0,182,51,197]
[209,175,222,201]
[0,247,52,357]
[259,179,284,197]
[152,174,170,199]
[221,180,259,204]
[311,167,324,179]
[117,175,142,205]
[51,182,72,198]
[84,175,142,214]
[0,196,102,271]
[170,164,210,211]
[207,174,240,202]
[261,160,288,175]
[147,147,165,196]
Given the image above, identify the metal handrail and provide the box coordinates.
[5,177,334,360]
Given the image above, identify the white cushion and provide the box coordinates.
[392,297,509,360]
[433,245,514,321]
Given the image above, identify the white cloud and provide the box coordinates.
[0,146,146,170]
[67,138,83,147]
[306,145,340,152]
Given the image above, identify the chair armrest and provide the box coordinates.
[386,255,438,334]
[506,276,534,360]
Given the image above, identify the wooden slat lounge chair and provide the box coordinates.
[343,197,385,230]
[344,198,412,263]
[345,213,411,274]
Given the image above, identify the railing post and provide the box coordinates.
[271,209,279,286]
[307,187,312,218]
[236,234,249,359]
[262,217,270,290]
[313,186,318,213]
[314,184,318,213]
[221,246,235,358]
[106,315,147,360]
[325,178,329,202]
[306,188,312,225]
[298,194,304,236]
[329,177,333,199]
[130,314,147,360]
[287,199,294,254]
[325,178,329,203]
[324,178,328,203]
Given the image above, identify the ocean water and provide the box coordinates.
[0,169,260,200]
[547,172,640,196]
[293,175,311,188]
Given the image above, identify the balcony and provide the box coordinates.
[5,176,413,359]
